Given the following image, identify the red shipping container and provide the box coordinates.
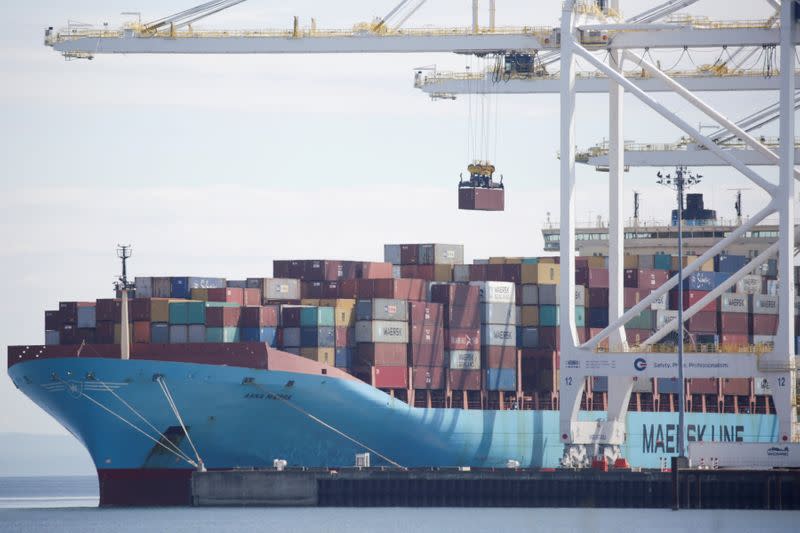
[207,288,244,305]
[409,302,443,326]
[638,269,670,290]
[670,290,717,313]
[623,288,647,308]
[586,288,609,308]
[625,329,653,346]
[409,342,445,367]
[717,313,749,335]
[206,306,242,328]
[281,307,303,327]
[721,378,751,396]
[357,343,407,366]
[575,267,589,286]
[338,279,361,299]
[412,366,445,390]
[448,369,482,390]
[400,265,419,279]
[753,314,778,335]
[400,244,419,265]
[689,378,719,395]
[44,310,62,331]
[410,323,445,345]
[243,288,261,306]
[482,346,516,368]
[355,279,374,299]
[446,328,481,350]
[719,333,750,345]
[335,327,355,348]
[469,264,488,281]
[687,311,717,333]
[444,305,481,329]
[133,321,150,344]
[458,187,504,211]
[372,279,426,301]
[587,268,609,288]
[623,269,639,288]
[537,326,560,350]
[374,365,408,389]
[96,299,122,322]
[130,299,151,322]
[358,262,393,279]
[95,322,115,344]
[240,306,278,328]
[431,284,480,307]
[415,265,436,281]
[339,261,358,280]
[519,349,558,371]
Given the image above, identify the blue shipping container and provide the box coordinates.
[485,368,517,391]
[657,378,682,394]
[300,326,335,347]
[206,327,240,343]
[151,323,169,343]
[300,307,335,327]
[240,327,278,345]
[539,305,559,327]
[335,347,353,368]
[169,302,189,325]
[171,277,190,298]
[517,327,539,348]
[683,271,716,291]
[653,254,672,270]
[715,254,747,273]
[587,308,609,328]
[592,376,608,393]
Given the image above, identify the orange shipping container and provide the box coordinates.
[133,321,150,344]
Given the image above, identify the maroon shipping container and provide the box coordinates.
[717,313,749,335]
[458,187,504,211]
[95,322,115,344]
[96,299,122,322]
[372,279,426,301]
[272,260,290,278]
[76,328,96,344]
[338,279,361,299]
[446,328,481,350]
[575,267,589,286]
[623,288,648,308]
[625,329,653,346]
[448,368,483,390]
[358,262,393,279]
[687,311,717,333]
[586,288,609,308]
[408,301,443,326]
[623,269,638,288]
[719,333,750,345]
[357,343,407,366]
[240,306,278,328]
[58,302,94,324]
[753,314,778,335]
[486,264,504,281]
[206,306,242,328]
[44,310,62,331]
[243,288,261,306]
[482,346,516,368]
[638,269,670,290]
[587,268,609,288]
[519,349,558,371]
[400,265,420,279]
[410,323,445,345]
[689,378,719,395]
[59,323,77,344]
[501,264,522,284]
[431,284,480,307]
[671,290,717,313]
[412,366,445,390]
[321,281,339,299]
[207,288,244,305]
[130,299,151,322]
[281,307,303,327]
[409,342,445,367]
[444,305,481,329]
[468,264,488,282]
[537,326,560,350]
[338,261,358,280]
[374,366,408,389]
[302,281,324,299]
[335,327,355,348]
[721,378,751,396]
[400,244,419,265]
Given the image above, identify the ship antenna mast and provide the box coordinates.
[115,244,132,360]
[727,188,751,225]
[116,244,132,289]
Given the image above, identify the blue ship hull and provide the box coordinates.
[8,357,779,505]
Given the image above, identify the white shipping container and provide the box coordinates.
[45,330,60,345]
[753,335,775,348]
[135,277,153,298]
[187,277,226,289]
[355,321,409,343]
[356,298,408,322]
[656,310,679,329]
[736,275,762,295]
[753,294,779,315]
[419,244,464,266]
[384,244,402,265]
[282,327,301,347]
[470,281,515,304]
[515,305,522,325]
[649,292,667,311]
[481,324,516,347]
[521,285,538,305]
[453,265,470,282]
[480,303,516,325]
[152,277,172,298]
[720,293,749,313]
[575,286,586,307]
[449,350,481,370]
[263,278,301,301]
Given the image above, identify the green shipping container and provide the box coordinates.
[539,305,560,327]
[187,301,206,325]
[300,306,335,327]
[575,306,585,328]
[169,302,189,325]
[653,254,673,270]
[628,309,655,330]
[521,257,539,264]
[205,327,240,343]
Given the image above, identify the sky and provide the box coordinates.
[0,0,788,437]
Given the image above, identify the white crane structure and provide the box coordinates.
[43,0,799,464]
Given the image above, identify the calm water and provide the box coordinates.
[0,476,797,532]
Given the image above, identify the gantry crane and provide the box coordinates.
[44,0,800,466]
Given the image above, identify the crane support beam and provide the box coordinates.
[579,145,800,167]
[417,72,798,94]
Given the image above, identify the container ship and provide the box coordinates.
[6,194,790,506]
